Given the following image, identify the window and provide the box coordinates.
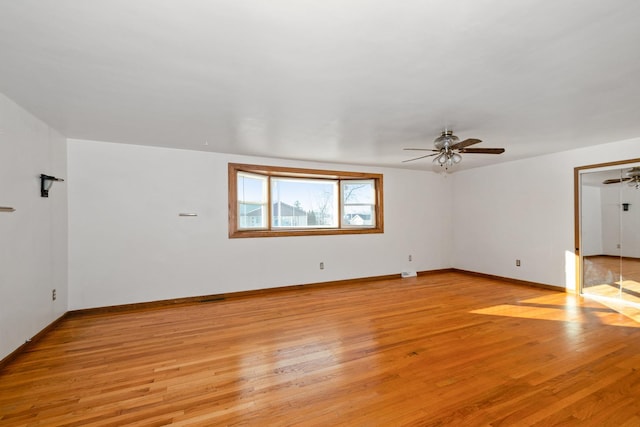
[229,163,383,238]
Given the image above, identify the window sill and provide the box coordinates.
[229,227,383,239]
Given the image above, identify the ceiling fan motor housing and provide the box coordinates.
[434,130,459,150]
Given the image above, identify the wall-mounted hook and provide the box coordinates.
[40,174,64,197]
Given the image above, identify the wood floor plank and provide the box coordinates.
[2,272,640,425]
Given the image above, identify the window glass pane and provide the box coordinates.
[271,178,338,228]
[238,172,267,229]
[342,180,375,204]
[343,205,374,226]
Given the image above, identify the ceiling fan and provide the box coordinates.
[403,129,505,169]
[603,167,640,189]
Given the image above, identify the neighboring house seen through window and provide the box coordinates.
[229,163,383,238]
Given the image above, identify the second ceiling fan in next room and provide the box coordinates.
[603,167,640,189]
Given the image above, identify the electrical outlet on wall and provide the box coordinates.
[516,260,521,267]
[52,289,56,301]
[320,262,324,270]
[408,255,412,262]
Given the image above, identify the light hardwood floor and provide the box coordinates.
[2,271,640,426]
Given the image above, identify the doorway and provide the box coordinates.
[576,159,640,310]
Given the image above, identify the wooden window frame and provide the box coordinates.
[229,163,384,238]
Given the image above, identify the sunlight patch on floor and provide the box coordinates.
[471,293,640,327]
[582,279,640,323]
[583,295,640,325]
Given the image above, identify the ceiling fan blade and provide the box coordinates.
[459,148,505,154]
[450,138,481,150]
[402,152,441,163]
[603,178,630,184]
[403,148,439,152]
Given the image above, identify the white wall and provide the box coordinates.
[620,185,640,258]
[452,137,640,290]
[0,93,68,360]
[599,184,640,258]
[581,185,603,256]
[601,185,622,256]
[68,139,452,310]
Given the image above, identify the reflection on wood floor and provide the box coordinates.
[583,255,640,322]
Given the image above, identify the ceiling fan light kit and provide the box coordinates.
[403,129,505,170]
[434,150,462,168]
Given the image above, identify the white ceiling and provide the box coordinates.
[1,0,640,171]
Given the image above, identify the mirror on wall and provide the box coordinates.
[579,161,640,306]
